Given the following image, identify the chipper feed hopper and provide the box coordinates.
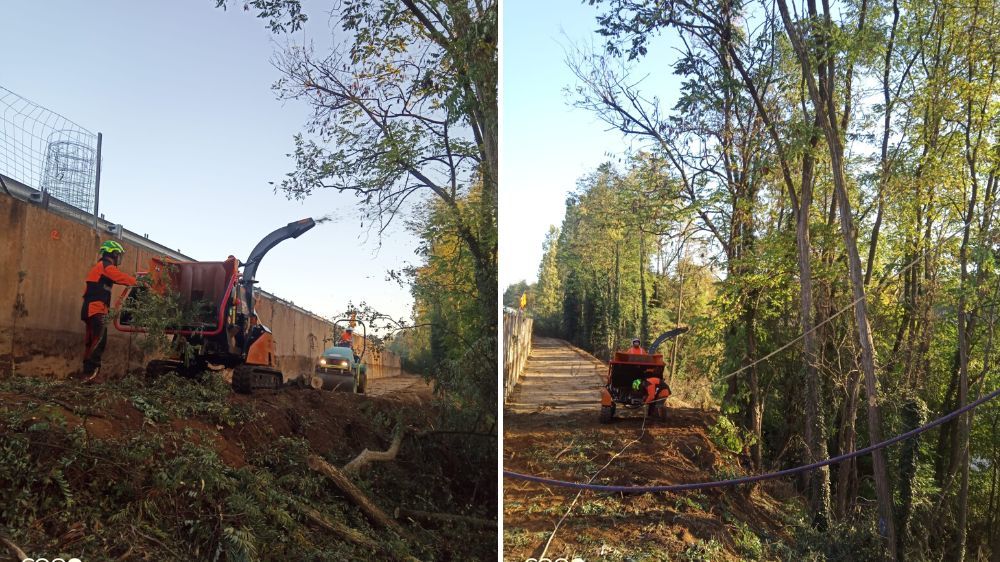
[115,218,316,393]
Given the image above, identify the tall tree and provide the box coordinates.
[533,226,562,334]
[221,0,497,337]
[774,0,897,555]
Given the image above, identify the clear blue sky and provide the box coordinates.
[500,0,681,290]
[0,1,416,326]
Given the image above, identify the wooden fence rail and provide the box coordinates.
[503,309,532,403]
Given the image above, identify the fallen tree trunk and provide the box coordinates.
[1,536,27,561]
[394,507,496,529]
[343,426,404,474]
[294,501,382,551]
[294,501,423,561]
[306,454,408,538]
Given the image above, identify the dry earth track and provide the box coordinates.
[504,337,605,415]
[504,338,790,561]
[366,372,433,398]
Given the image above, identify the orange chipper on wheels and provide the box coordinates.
[599,328,687,423]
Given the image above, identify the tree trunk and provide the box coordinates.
[639,234,649,345]
[670,257,684,384]
[798,110,830,528]
[988,414,1000,560]
[776,1,897,556]
[747,302,763,470]
[343,425,404,474]
[294,501,384,552]
[952,32,981,560]
[864,0,900,287]
[896,396,925,558]
[836,368,862,519]
[474,254,497,341]
[306,455,409,538]
[829,112,897,562]
[614,244,622,348]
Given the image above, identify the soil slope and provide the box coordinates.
[0,371,495,561]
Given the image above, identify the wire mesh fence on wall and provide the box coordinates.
[0,85,99,214]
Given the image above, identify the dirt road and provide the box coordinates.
[504,338,787,561]
[504,337,606,415]
[366,372,433,397]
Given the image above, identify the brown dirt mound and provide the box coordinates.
[223,386,436,465]
[3,375,438,472]
[504,406,791,561]
[1,374,494,561]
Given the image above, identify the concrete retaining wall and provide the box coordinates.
[0,187,401,381]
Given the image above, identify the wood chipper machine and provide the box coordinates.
[115,218,316,393]
[311,317,368,393]
[600,328,687,423]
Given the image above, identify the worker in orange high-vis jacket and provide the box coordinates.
[81,240,136,383]
[627,338,645,354]
[338,326,354,347]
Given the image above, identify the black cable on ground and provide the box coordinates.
[504,386,1000,494]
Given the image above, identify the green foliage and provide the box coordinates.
[679,538,724,561]
[117,267,211,364]
[404,188,497,431]
[778,508,886,561]
[112,372,259,428]
[731,520,764,560]
[553,161,673,357]
[708,414,752,454]
[503,279,532,309]
[214,1,306,33]
[532,225,563,334]
[708,418,765,475]
[0,376,425,561]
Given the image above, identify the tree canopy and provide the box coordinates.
[518,0,1000,557]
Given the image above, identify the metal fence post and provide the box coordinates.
[93,132,102,229]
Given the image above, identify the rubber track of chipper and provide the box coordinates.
[232,366,282,394]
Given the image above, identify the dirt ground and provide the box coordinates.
[504,337,606,415]
[0,370,496,561]
[367,372,436,398]
[2,371,436,470]
[504,339,793,562]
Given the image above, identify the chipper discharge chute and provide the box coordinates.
[115,218,316,394]
[312,317,367,393]
[599,328,688,423]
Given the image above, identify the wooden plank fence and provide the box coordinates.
[503,309,533,403]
